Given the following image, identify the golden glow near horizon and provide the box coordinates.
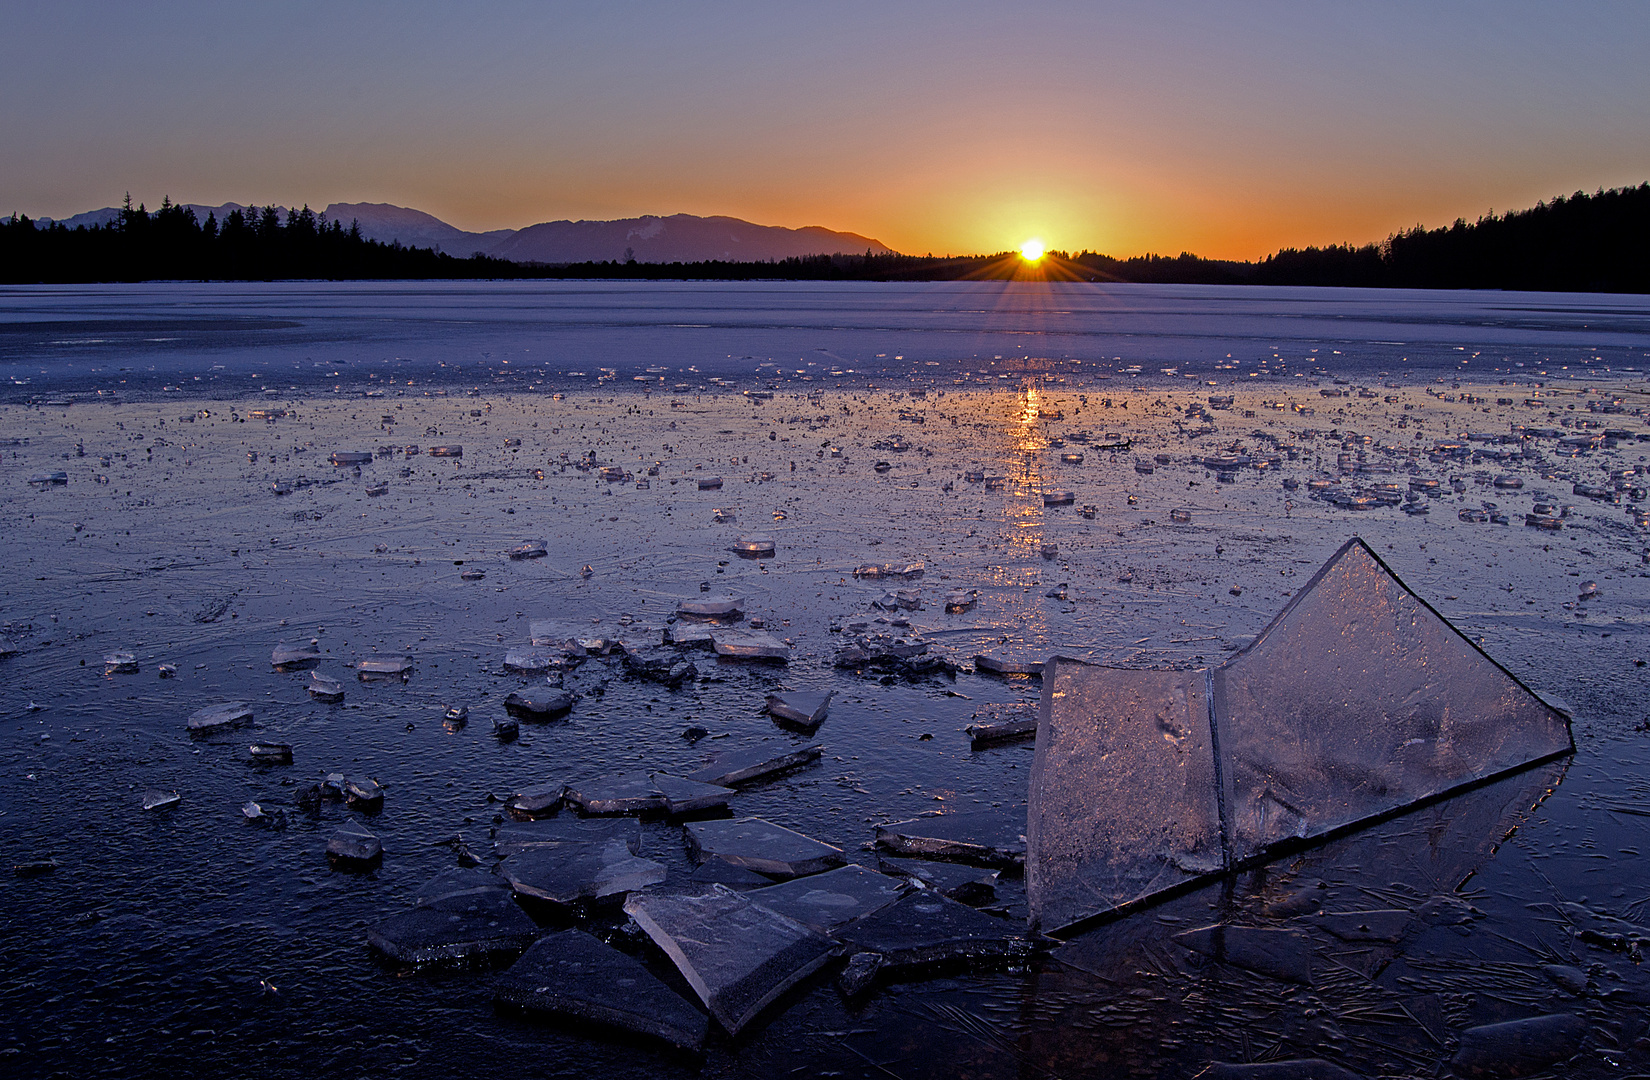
[1019,238,1046,262]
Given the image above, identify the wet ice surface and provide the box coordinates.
[3,358,1650,1078]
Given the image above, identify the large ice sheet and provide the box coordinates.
[1212,538,1572,862]
[1027,537,1573,935]
[1026,664,1222,934]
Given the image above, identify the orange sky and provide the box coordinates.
[4,3,1649,260]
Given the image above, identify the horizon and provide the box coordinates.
[4,4,1648,261]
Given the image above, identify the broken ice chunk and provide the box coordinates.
[330,451,373,466]
[308,672,345,702]
[428,444,463,457]
[501,840,666,905]
[503,690,573,719]
[685,743,823,787]
[698,476,723,489]
[187,701,253,734]
[650,773,735,815]
[344,777,384,810]
[874,811,1026,868]
[731,535,776,557]
[876,856,998,904]
[1042,490,1075,506]
[355,655,413,680]
[141,789,180,811]
[966,702,1038,747]
[493,718,519,741]
[623,886,836,1035]
[103,651,138,673]
[29,470,68,485]
[460,568,485,580]
[509,540,548,559]
[837,892,1033,975]
[249,743,293,765]
[944,591,977,613]
[413,867,507,906]
[503,648,558,673]
[1026,661,1223,933]
[563,772,666,815]
[494,931,709,1051]
[748,864,908,935]
[710,629,791,661]
[765,690,833,732]
[1212,537,1574,864]
[686,817,845,879]
[676,596,742,619]
[369,884,537,966]
[668,623,715,648]
[327,821,383,868]
[494,817,641,857]
[505,783,565,819]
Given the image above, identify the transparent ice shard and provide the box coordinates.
[1026,537,1573,936]
[1026,665,1222,933]
[623,886,835,1035]
[1212,538,1573,863]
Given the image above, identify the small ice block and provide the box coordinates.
[564,772,665,815]
[368,887,537,966]
[765,690,833,731]
[651,773,735,814]
[326,822,383,867]
[249,743,292,765]
[187,701,252,734]
[141,789,180,811]
[677,596,742,618]
[686,743,822,787]
[710,629,790,661]
[494,930,709,1051]
[501,840,665,905]
[503,648,558,673]
[874,811,1026,868]
[973,655,1043,677]
[748,864,908,935]
[308,672,345,702]
[731,535,775,556]
[837,892,1033,974]
[504,690,573,719]
[623,886,835,1035]
[505,782,565,818]
[685,817,844,879]
[966,702,1038,747]
[270,640,321,668]
[355,656,412,680]
[509,539,547,559]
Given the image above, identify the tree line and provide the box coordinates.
[3,184,1647,291]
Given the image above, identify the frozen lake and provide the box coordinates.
[2,280,1649,397]
[2,281,1649,1078]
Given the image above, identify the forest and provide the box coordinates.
[2,184,1647,292]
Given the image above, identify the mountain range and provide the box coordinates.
[38,201,894,263]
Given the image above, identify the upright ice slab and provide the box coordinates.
[1211,537,1573,863]
[1027,537,1573,935]
[1026,667,1222,932]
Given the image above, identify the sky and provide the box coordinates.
[4,1,1649,261]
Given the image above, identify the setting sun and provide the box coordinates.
[1019,238,1045,262]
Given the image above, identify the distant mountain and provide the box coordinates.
[34,201,894,264]
[320,202,514,258]
[488,213,893,264]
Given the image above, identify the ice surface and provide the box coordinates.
[1027,538,1574,934]
[874,810,1026,868]
[623,886,836,1035]
[685,743,822,787]
[877,856,998,904]
[501,839,666,905]
[367,886,538,966]
[1212,538,1573,862]
[685,817,845,879]
[1450,1014,1586,1077]
[1173,924,1313,985]
[493,930,709,1051]
[1026,663,1222,932]
[747,864,908,935]
[837,892,1034,975]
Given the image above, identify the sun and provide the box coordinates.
[1019,238,1046,262]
